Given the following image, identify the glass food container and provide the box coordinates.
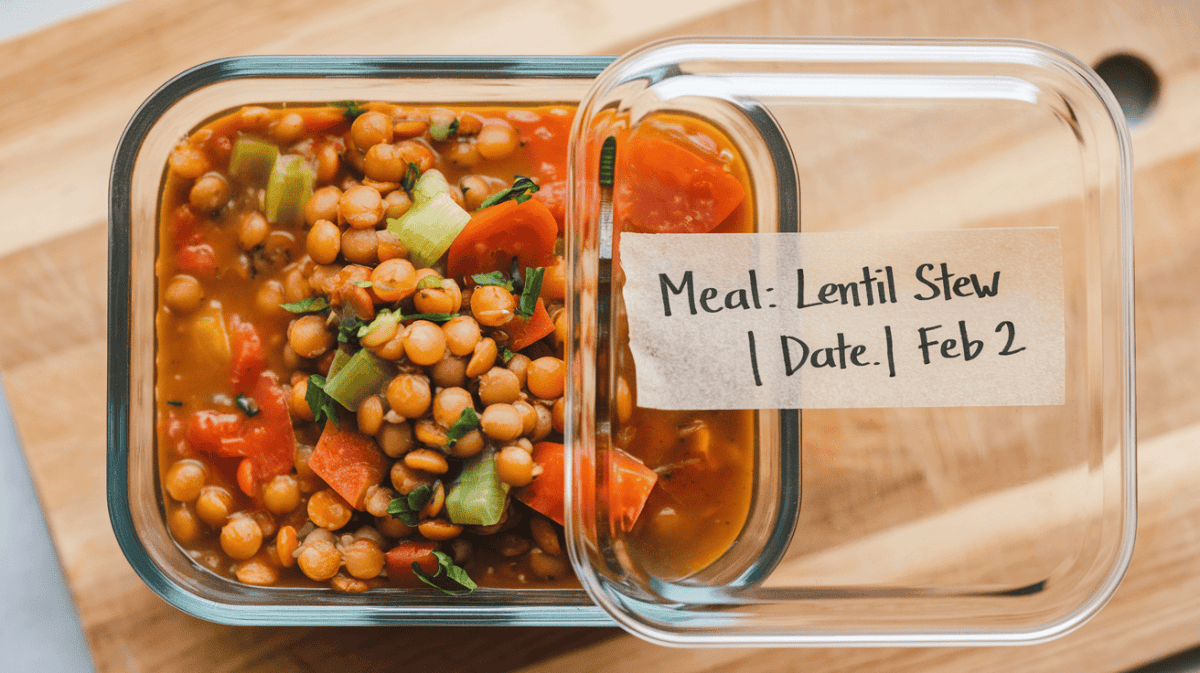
[108,38,1134,644]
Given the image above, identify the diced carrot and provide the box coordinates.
[446,199,558,280]
[385,540,439,587]
[236,458,256,497]
[516,442,658,531]
[308,420,387,510]
[229,316,267,395]
[303,107,350,133]
[506,298,555,351]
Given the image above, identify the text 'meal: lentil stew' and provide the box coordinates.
[156,100,755,594]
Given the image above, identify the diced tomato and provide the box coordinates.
[446,199,558,281]
[237,371,296,493]
[613,131,745,234]
[517,442,566,524]
[171,204,201,245]
[533,180,567,235]
[506,298,555,352]
[186,410,247,457]
[308,420,387,510]
[184,371,296,495]
[236,458,256,498]
[386,540,440,587]
[607,447,658,531]
[516,442,657,531]
[229,317,267,395]
[176,243,217,277]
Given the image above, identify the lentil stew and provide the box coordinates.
[155,101,755,593]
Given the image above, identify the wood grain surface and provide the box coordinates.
[2,0,1199,671]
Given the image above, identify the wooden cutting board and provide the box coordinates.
[3,0,1200,671]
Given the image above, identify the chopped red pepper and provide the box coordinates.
[517,442,657,531]
[308,420,387,510]
[506,298,555,352]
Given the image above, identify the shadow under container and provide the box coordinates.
[109,39,1135,645]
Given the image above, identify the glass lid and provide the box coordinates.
[564,37,1134,646]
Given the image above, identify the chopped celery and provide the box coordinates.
[412,168,450,201]
[357,309,401,339]
[326,349,353,380]
[388,169,471,267]
[264,154,315,226]
[445,449,509,526]
[322,348,397,411]
[228,137,279,183]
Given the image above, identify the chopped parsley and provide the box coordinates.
[412,551,477,595]
[165,400,183,407]
[304,374,341,429]
[402,161,420,192]
[444,407,480,447]
[403,312,460,323]
[332,100,368,120]
[470,271,513,291]
[476,176,540,211]
[429,118,459,141]
[516,267,545,318]
[416,275,444,291]
[279,296,330,313]
[387,483,434,526]
[499,347,516,363]
[234,393,260,418]
[337,315,364,343]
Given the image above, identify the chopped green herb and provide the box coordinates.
[234,393,260,418]
[412,551,477,595]
[428,118,459,141]
[401,161,420,193]
[476,176,540,211]
[304,374,341,429]
[499,347,516,363]
[516,267,545,318]
[166,400,183,407]
[337,315,364,343]
[387,483,434,526]
[332,100,368,120]
[416,275,444,291]
[471,271,513,291]
[403,312,460,323]
[353,280,373,288]
[279,296,330,313]
[444,407,480,447]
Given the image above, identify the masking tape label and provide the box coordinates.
[620,229,1065,410]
